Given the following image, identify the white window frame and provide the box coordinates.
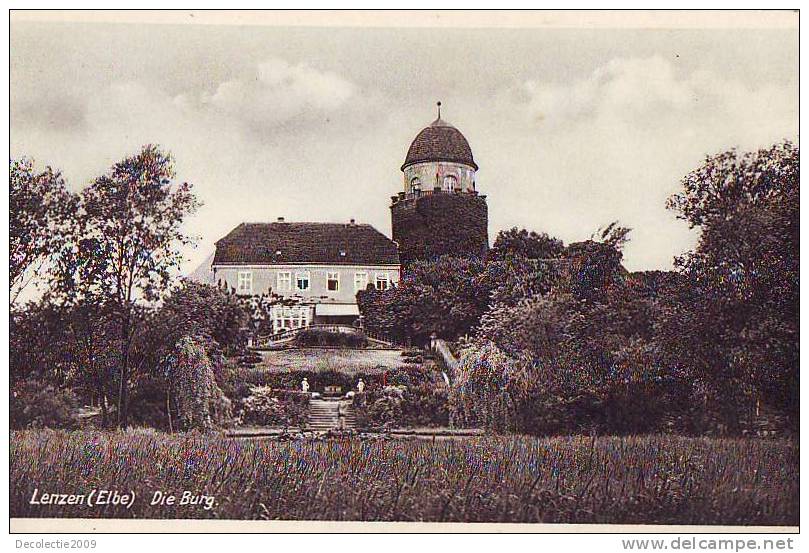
[295,271,310,291]
[327,271,340,292]
[354,272,368,292]
[272,306,310,334]
[277,271,292,292]
[375,272,391,291]
[443,174,458,191]
[237,270,253,294]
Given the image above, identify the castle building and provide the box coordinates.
[391,103,489,264]
[209,104,485,333]
[211,220,400,333]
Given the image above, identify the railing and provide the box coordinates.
[252,324,401,349]
[390,188,486,205]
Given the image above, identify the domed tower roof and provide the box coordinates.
[401,105,478,171]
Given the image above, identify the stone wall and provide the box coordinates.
[390,192,489,264]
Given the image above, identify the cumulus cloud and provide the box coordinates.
[11,22,797,277]
[12,90,87,132]
[516,55,796,143]
[181,59,356,130]
[484,56,797,270]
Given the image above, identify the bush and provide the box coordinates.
[129,377,171,431]
[10,381,79,430]
[366,386,406,427]
[225,363,433,395]
[167,336,232,431]
[295,329,367,348]
[237,386,309,427]
[355,382,449,428]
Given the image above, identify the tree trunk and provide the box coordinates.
[166,389,173,433]
[97,380,108,428]
[117,306,132,429]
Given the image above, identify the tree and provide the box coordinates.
[144,281,249,374]
[10,158,76,304]
[489,227,565,261]
[167,336,232,432]
[553,220,630,304]
[358,255,493,344]
[665,141,799,426]
[56,145,200,428]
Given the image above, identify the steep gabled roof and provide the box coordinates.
[213,222,400,266]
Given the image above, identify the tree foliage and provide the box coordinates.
[489,227,565,261]
[664,141,798,422]
[10,158,76,304]
[167,336,232,432]
[53,145,201,428]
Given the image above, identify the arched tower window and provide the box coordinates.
[410,177,421,193]
[443,175,458,191]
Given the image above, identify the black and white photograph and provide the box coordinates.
[7,9,800,537]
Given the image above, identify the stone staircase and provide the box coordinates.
[307,399,358,431]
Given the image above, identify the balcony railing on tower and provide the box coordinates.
[390,187,486,205]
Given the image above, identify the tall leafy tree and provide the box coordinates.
[666,141,799,425]
[10,158,76,304]
[58,145,200,428]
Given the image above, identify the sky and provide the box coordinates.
[10,13,798,278]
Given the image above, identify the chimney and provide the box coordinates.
[277,216,285,223]
[349,218,356,225]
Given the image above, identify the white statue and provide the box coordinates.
[357,378,365,393]
[301,378,310,393]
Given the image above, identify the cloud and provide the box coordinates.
[181,58,356,131]
[11,90,87,132]
[516,55,796,143]
[483,56,797,270]
[10,38,797,277]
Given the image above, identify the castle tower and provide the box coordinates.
[390,103,489,264]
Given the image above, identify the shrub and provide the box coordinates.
[356,382,449,428]
[295,329,367,348]
[129,377,171,431]
[366,386,406,427]
[10,381,79,430]
[167,336,232,431]
[225,364,432,394]
[237,386,309,427]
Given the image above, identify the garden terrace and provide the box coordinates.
[256,348,413,374]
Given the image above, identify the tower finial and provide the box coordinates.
[437,101,441,119]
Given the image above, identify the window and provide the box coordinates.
[327,271,339,291]
[272,306,309,333]
[296,271,310,291]
[237,271,252,294]
[443,175,458,191]
[277,271,291,292]
[375,272,390,291]
[354,272,368,292]
[410,177,421,192]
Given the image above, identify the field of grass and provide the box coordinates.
[257,348,410,374]
[10,430,798,525]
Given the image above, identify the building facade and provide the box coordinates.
[212,220,400,333]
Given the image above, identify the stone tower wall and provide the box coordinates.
[390,192,489,265]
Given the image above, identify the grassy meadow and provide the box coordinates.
[10,430,797,525]
[257,348,410,373]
